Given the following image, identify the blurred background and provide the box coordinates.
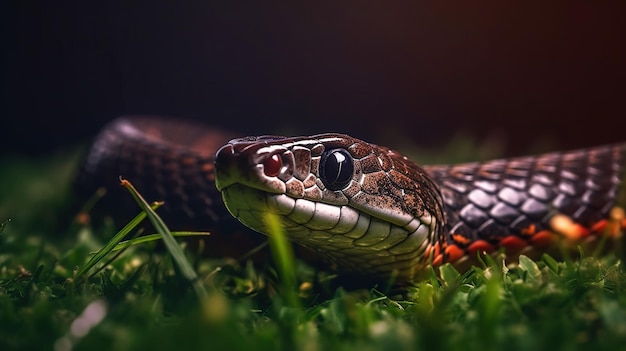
[3,1,625,157]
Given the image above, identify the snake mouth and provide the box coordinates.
[219,183,434,282]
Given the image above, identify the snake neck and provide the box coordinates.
[423,142,626,266]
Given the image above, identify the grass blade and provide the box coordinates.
[0,218,11,234]
[264,212,299,308]
[74,202,162,281]
[120,178,208,302]
[110,231,211,252]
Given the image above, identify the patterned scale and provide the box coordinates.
[422,143,626,265]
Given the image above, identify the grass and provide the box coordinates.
[1,141,626,351]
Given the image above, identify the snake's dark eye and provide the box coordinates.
[319,148,354,191]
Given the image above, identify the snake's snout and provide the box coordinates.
[214,143,237,191]
[214,140,289,195]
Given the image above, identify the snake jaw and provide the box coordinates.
[220,183,437,283]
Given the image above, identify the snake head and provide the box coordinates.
[215,133,444,284]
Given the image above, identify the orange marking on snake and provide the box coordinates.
[432,253,444,266]
[590,218,625,238]
[529,230,556,247]
[571,224,590,240]
[444,244,465,263]
[499,236,528,252]
[430,242,444,265]
[592,217,625,238]
[591,219,608,233]
[520,224,536,236]
[451,233,472,246]
[432,242,441,259]
[466,239,495,254]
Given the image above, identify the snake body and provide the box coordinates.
[80,116,626,285]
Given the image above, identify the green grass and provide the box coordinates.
[2,144,626,351]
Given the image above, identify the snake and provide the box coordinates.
[79,116,626,285]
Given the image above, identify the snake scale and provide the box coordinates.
[79,116,626,285]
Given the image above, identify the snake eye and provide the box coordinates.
[319,148,354,191]
[263,154,282,177]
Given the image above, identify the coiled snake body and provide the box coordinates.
[81,116,626,285]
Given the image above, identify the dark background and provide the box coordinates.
[3,1,625,157]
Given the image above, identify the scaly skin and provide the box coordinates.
[79,116,626,285]
[423,144,626,268]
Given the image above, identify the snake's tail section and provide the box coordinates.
[423,142,626,265]
[76,116,236,227]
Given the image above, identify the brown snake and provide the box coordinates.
[80,116,626,285]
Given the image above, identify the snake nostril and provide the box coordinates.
[214,144,237,190]
[215,144,234,165]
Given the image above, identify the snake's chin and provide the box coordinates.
[219,184,282,235]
